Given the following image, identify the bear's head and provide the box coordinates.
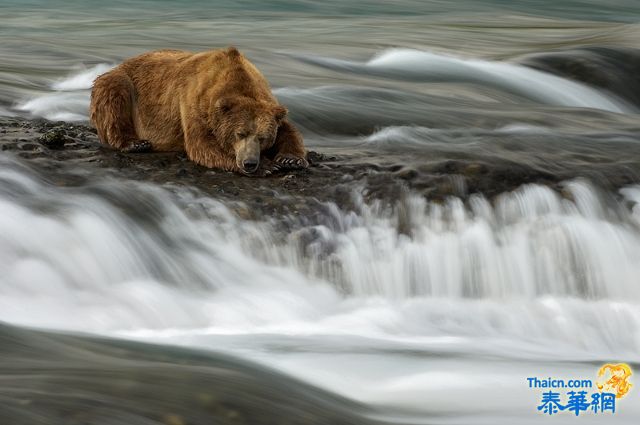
[212,96,287,174]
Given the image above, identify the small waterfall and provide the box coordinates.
[0,156,639,357]
[279,181,640,300]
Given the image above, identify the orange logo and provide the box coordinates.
[596,363,633,398]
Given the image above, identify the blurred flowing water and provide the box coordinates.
[1,0,640,424]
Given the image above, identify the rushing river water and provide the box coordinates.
[1,1,640,424]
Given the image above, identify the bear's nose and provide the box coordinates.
[243,160,259,173]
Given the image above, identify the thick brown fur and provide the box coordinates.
[90,47,307,174]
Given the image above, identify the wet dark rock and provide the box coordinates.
[395,167,418,181]
[2,117,640,219]
[19,143,39,151]
[38,128,68,149]
[306,150,329,166]
[463,163,489,177]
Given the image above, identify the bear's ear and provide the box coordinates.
[215,98,234,114]
[273,105,288,122]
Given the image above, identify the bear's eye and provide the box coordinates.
[236,131,249,139]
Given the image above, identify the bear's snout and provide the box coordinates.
[234,135,261,174]
[242,159,259,173]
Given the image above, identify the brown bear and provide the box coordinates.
[90,47,307,175]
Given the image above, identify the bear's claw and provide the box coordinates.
[122,140,152,153]
[274,154,309,170]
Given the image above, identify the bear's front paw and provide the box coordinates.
[274,154,309,170]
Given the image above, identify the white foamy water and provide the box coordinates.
[299,48,633,113]
[51,63,113,91]
[15,64,113,121]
